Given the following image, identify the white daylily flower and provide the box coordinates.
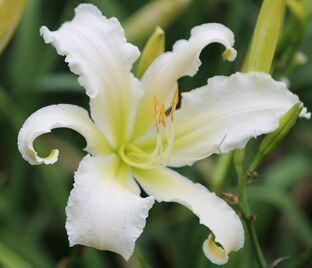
[17,4,310,265]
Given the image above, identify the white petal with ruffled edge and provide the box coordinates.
[167,72,310,167]
[40,4,143,147]
[17,104,110,165]
[133,23,237,137]
[66,154,154,260]
[133,167,244,265]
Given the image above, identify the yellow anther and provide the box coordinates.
[170,87,179,121]
[153,96,159,114]
[153,95,170,131]
[159,104,166,127]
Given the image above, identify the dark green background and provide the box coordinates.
[0,0,311,267]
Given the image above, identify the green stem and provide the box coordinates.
[234,150,267,268]
[211,152,233,193]
[235,0,286,266]
[248,154,264,173]
[234,150,249,213]
[246,221,268,268]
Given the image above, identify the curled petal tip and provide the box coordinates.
[35,149,59,165]
[17,104,109,166]
[202,234,229,265]
[222,48,237,62]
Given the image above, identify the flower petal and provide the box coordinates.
[66,154,154,260]
[168,72,310,167]
[40,4,143,147]
[17,104,110,165]
[133,23,237,137]
[133,167,244,265]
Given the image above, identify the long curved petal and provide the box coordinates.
[40,4,143,147]
[17,104,110,165]
[66,154,154,260]
[168,72,310,167]
[133,167,244,265]
[133,23,237,137]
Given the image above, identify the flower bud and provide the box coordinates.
[136,27,165,79]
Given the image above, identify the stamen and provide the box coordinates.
[153,96,160,132]
[159,104,166,127]
[147,94,177,167]
[153,96,159,113]
[153,96,167,130]
[160,122,174,162]
[170,87,179,121]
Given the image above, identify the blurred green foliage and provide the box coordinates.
[0,0,311,267]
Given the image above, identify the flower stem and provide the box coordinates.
[234,149,267,268]
[234,150,248,213]
[235,0,286,266]
[211,152,233,193]
[246,219,267,268]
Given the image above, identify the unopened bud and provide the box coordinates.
[247,170,259,177]
[136,27,165,78]
[249,103,303,171]
[243,0,285,72]
[222,192,238,204]
[246,178,259,185]
[250,214,257,222]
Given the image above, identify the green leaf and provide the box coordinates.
[38,164,69,220]
[0,242,33,268]
[289,248,312,268]
[278,0,308,70]
[36,73,82,93]
[88,0,127,20]
[0,229,53,268]
[248,186,312,247]
[123,0,191,44]
[262,153,311,189]
[302,0,312,17]
[136,27,165,79]
[287,0,307,23]
[8,0,42,90]
[0,85,24,129]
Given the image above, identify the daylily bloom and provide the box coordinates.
[17,4,310,265]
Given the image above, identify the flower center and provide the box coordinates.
[118,88,179,169]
